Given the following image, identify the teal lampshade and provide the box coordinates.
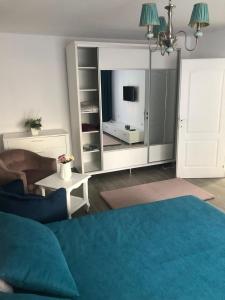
[189,3,209,28]
[153,16,167,37]
[139,3,160,27]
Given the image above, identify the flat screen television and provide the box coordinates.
[123,86,138,102]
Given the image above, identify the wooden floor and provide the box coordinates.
[72,163,225,217]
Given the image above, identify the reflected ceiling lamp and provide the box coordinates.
[139,1,210,55]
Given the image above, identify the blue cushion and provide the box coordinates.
[0,180,25,195]
[0,188,68,223]
[0,212,79,298]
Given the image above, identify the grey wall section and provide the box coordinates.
[190,29,225,59]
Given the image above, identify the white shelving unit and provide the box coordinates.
[66,44,102,173]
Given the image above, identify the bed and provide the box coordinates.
[103,121,144,144]
[1,196,225,299]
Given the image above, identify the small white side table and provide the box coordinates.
[35,173,91,218]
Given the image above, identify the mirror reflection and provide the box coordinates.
[101,70,147,151]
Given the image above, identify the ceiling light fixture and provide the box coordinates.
[139,1,210,55]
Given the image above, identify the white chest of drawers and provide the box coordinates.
[3,129,70,159]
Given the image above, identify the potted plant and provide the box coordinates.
[24,118,42,136]
[58,154,74,180]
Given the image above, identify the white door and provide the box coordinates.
[177,59,225,178]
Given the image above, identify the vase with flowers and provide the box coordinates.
[58,154,74,181]
[24,117,42,136]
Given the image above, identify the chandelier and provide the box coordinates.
[139,1,210,55]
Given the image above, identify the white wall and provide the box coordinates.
[0,32,191,152]
[190,29,225,58]
[0,33,70,151]
[112,70,146,130]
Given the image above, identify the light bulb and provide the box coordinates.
[145,31,154,39]
[166,47,174,53]
[194,30,203,38]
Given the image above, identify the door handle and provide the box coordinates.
[144,111,149,120]
[179,119,185,128]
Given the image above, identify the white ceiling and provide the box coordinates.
[0,0,224,39]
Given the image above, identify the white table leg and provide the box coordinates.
[66,190,72,219]
[83,180,90,212]
[40,187,46,197]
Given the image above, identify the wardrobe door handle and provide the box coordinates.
[179,119,185,128]
[144,111,149,120]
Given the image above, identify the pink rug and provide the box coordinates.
[100,178,214,209]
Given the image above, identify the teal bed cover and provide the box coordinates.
[2,195,225,299]
[50,196,225,300]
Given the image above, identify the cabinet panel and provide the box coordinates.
[103,147,147,170]
[149,144,174,163]
[99,48,149,70]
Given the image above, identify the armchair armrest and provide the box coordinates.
[0,160,27,191]
[37,156,57,173]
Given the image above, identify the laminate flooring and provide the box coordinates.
[72,163,225,217]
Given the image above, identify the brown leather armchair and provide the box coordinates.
[0,149,57,192]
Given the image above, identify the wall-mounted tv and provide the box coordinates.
[123,86,138,102]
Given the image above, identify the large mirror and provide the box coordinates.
[101,70,148,151]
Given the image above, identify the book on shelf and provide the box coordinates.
[82,123,99,132]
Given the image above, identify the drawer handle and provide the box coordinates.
[31,140,44,142]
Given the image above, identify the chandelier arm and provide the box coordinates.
[160,47,166,56]
[148,36,160,52]
[175,30,198,52]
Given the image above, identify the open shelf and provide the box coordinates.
[80,89,98,92]
[70,196,87,214]
[78,69,98,90]
[81,103,99,115]
[83,148,100,153]
[81,111,99,114]
[78,66,97,70]
[82,131,101,162]
[82,130,99,134]
[78,47,98,68]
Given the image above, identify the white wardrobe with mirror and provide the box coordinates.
[66,41,180,174]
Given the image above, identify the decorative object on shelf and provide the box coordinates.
[81,101,99,113]
[82,123,99,132]
[139,1,210,55]
[24,117,42,136]
[83,144,99,152]
[58,154,74,181]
